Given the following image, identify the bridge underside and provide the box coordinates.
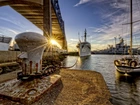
[0,0,67,50]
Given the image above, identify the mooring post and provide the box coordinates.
[15,32,47,77]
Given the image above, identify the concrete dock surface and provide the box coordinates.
[0,69,112,105]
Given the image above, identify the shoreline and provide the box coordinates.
[0,69,112,105]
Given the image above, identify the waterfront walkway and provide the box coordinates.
[0,69,112,105]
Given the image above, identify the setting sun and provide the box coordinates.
[50,39,57,45]
[50,39,61,48]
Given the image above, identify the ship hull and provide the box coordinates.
[115,65,140,75]
[77,42,91,57]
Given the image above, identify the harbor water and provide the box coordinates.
[63,55,140,105]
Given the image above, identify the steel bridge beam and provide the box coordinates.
[43,0,52,38]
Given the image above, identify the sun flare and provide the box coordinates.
[50,39,57,45]
[50,39,61,48]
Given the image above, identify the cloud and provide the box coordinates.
[66,38,80,51]
[0,26,20,37]
[70,39,79,42]
[74,0,91,7]
[0,17,18,26]
[72,0,140,50]
[88,0,140,50]
[91,43,108,50]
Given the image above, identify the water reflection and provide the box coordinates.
[63,55,140,105]
[113,71,140,105]
[75,56,92,69]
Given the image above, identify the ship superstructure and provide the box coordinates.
[76,29,91,57]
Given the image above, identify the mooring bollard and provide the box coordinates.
[15,32,47,80]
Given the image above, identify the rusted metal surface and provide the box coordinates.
[0,74,61,105]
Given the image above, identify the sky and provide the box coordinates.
[0,0,140,51]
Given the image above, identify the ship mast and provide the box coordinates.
[84,29,87,42]
[130,0,133,56]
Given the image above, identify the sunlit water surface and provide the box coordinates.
[63,55,140,105]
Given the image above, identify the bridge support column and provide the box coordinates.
[62,37,65,49]
[64,40,67,50]
[43,0,52,38]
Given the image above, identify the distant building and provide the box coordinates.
[94,37,131,54]
[115,37,130,54]
[0,36,12,51]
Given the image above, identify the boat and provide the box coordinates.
[114,0,140,74]
[76,29,91,57]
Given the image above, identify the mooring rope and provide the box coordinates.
[60,57,79,69]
